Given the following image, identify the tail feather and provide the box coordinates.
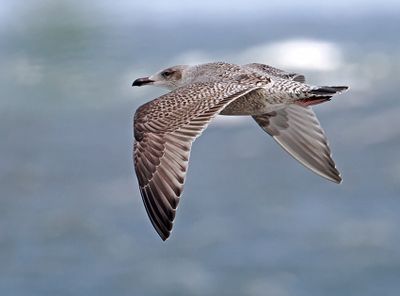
[310,86,349,96]
[296,97,331,107]
[296,85,348,107]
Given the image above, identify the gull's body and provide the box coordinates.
[132,62,348,240]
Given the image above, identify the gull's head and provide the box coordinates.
[132,65,190,90]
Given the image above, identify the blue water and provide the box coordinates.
[1,1,400,295]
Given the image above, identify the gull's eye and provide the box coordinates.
[161,70,174,78]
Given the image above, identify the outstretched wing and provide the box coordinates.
[252,104,341,183]
[244,63,306,83]
[134,82,260,240]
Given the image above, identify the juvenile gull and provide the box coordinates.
[132,62,348,240]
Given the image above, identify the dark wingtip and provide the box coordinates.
[333,175,342,184]
[158,229,171,241]
[328,168,342,184]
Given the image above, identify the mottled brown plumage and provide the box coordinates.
[132,62,348,240]
[134,81,262,240]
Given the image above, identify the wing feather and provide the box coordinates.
[134,82,260,240]
[244,63,306,83]
[252,105,341,183]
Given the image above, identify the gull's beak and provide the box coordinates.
[132,77,154,87]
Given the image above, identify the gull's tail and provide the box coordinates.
[310,85,349,96]
[296,85,349,107]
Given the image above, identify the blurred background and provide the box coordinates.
[1,0,400,295]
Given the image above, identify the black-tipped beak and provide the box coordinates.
[132,77,154,87]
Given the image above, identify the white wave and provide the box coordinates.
[236,39,343,71]
[171,39,344,72]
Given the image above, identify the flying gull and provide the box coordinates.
[132,62,348,240]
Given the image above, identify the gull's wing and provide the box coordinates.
[252,104,341,183]
[244,63,306,83]
[134,82,260,240]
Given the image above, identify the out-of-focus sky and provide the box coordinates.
[1,1,400,296]
[2,0,400,24]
